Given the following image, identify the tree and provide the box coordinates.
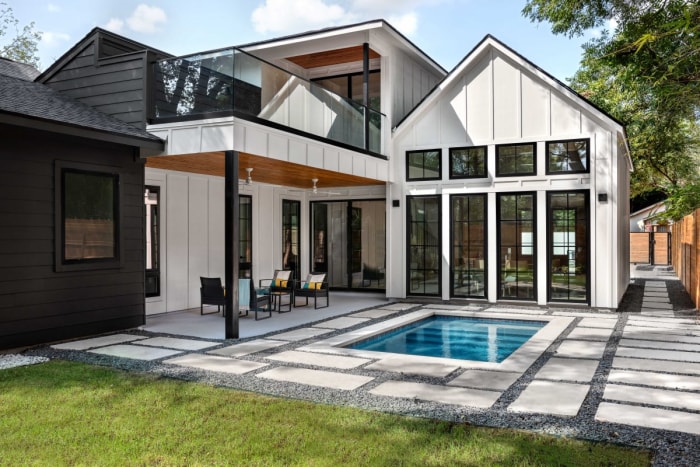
[523,0,700,219]
[0,2,41,67]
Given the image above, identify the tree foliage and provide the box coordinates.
[523,0,700,220]
[0,2,41,67]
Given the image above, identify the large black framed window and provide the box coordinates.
[239,195,253,278]
[450,194,486,298]
[546,139,589,174]
[449,146,487,179]
[496,143,536,176]
[145,186,160,297]
[547,191,589,303]
[497,192,536,300]
[407,195,441,296]
[55,162,121,271]
[407,150,441,181]
[282,199,301,282]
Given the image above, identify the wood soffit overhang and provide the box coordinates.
[145,152,384,189]
[286,45,380,69]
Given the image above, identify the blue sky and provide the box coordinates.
[9,0,601,81]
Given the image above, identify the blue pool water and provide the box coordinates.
[349,316,546,363]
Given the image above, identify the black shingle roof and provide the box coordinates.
[0,58,40,81]
[0,69,161,145]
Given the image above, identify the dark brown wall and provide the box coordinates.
[0,125,145,350]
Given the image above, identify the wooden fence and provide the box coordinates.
[630,232,671,265]
[671,208,700,310]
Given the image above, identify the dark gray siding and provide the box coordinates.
[0,125,145,350]
[42,41,150,129]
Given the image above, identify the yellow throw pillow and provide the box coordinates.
[309,282,322,290]
[275,279,288,287]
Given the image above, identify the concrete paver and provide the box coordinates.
[596,402,700,435]
[378,303,420,311]
[612,356,700,376]
[370,381,501,408]
[618,338,700,352]
[265,350,370,369]
[136,337,219,351]
[447,369,522,390]
[566,326,614,341]
[616,346,700,363]
[641,302,674,309]
[509,380,589,416]
[313,316,370,329]
[350,309,399,319]
[622,329,700,344]
[256,366,373,390]
[366,355,458,378]
[51,334,147,350]
[555,340,607,359]
[604,383,700,411]
[89,344,182,361]
[208,339,287,357]
[608,369,700,391]
[164,354,268,374]
[483,307,548,315]
[577,318,618,329]
[270,327,334,341]
[535,357,599,383]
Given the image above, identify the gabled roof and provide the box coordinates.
[393,34,632,168]
[0,58,40,81]
[0,72,162,148]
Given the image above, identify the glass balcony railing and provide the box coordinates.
[152,48,385,155]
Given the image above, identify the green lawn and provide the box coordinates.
[0,361,651,466]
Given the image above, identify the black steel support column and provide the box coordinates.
[225,150,240,338]
[363,42,370,151]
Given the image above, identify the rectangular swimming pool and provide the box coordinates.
[347,315,546,363]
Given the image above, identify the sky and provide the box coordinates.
[7,0,603,82]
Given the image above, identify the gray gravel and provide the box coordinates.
[0,354,49,369]
[16,274,700,466]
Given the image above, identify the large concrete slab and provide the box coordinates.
[313,316,370,329]
[604,384,700,411]
[484,307,547,315]
[269,327,334,341]
[136,337,219,351]
[256,367,373,390]
[618,338,700,352]
[627,315,699,325]
[164,354,267,374]
[641,302,674,310]
[642,296,671,303]
[447,370,521,391]
[208,339,287,357]
[608,369,700,391]
[552,312,617,319]
[577,318,618,329]
[615,347,700,363]
[365,355,459,378]
[566,327,614,341]
[509,380,589,416]
[535,357,599,383]
[350,309,400,319]
[427,304,482,311]
[612,356,700,376]
[52,334,147,350]
[379,303,420,311]
[89,344,182,361]
[370,381,501,408]
[625,320,700,332]
[622,329,700,345]
[555,340,607,359]
[508,380,590,417]
[265,350,369,369]
[596,402,700,435]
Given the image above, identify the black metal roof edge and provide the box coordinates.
[394,33,626,132]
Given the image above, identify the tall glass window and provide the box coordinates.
[282,199,300,282]
[498,193,536,300]
[145,186,160,297]
[451,194,486,298]
[548,191,589,302]
[407,196,441,296]
[239,195,252,278]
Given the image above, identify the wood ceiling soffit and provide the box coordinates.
[145,152,384,189]
[286,45,380,69]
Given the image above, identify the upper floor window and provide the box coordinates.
[449,146,487,179]
[496,143,536,177]
[407,149,441,181]
[547,139,589,174]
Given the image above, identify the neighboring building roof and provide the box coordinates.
[630,200,667,219]
[0,72,162,148]
[0,57,40,81]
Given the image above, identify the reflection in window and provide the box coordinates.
[450,146,487,178]
[145,186,160,297]
[407,150,441,180]
[408,196,441,295]
[498,193,536,300]
[548,192,588,302]
[63,169,118,262]
[451,194,486,298]
[547,139,589,173]
[282,199,300,282]
[239,195,252,278]
[496,143,536,176]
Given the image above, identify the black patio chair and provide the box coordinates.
[200,277,225,315]
[293,273,329,309]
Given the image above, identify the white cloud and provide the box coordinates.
[47,3,61,12]
[387,11,417,35]
[103,18,125,33]
[251,0,350,34]
[126,4,167,34]
[40,31,70,47]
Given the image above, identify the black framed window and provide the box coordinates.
[239,195,252,278]
[407,150,441,181]
[282,199,301,282]
[496,143,536,176]
[497,192,536,300]
[145,186,160,297]
[450,194,487,298]
[547,191,589,303]
[546,139,589,174]
[55,162,121,271]
[449,146,487,179]
[407,195,441,296]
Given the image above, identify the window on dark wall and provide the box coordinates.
[496,143,536,176]
[56,162,122,271]
[546,139,589,174]
[449,146,487,179]
[407,149,441,181]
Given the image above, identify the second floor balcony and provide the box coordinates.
[151,48,385,156]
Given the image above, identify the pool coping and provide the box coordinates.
[299,309,574,373]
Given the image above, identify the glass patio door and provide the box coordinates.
[282,200,300,282]
[407,195,441,296]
